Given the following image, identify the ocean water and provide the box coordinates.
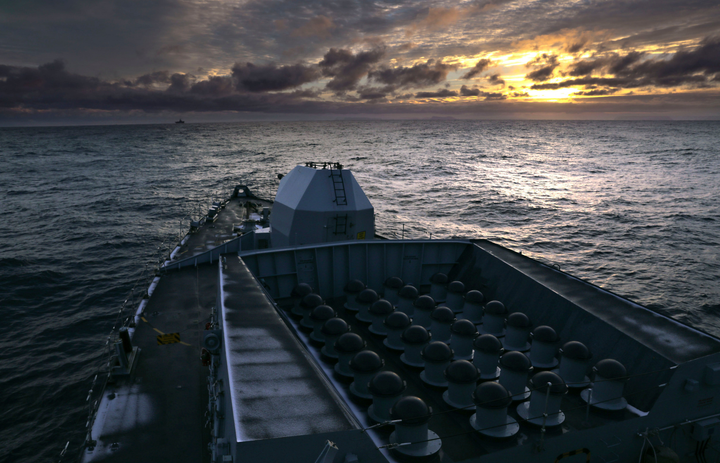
[1,120,718,462]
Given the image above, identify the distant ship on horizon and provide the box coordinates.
[175,119,185,124]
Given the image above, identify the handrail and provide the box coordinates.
[162,235,245,270]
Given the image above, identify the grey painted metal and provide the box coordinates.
[556,341,592,388]
[442,281,466,313]
[450,320,479,360]
[470,382,519,438]
[443,361,480,409]
[429,273,448,303]
[396,285,418,316]
[93,179,720,463]
[218,257,358,447]
[459,290,484,324]
[517,372,567,426]
[503,313,532,352]
[429,306,455,344]
[271,166,375,247]
[240,240,467,303]
[389,397,442,457]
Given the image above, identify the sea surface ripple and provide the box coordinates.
[0,120,718,462]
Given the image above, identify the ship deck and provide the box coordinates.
[276,295,639,462]
[83,180,720,463]
[82,190,273,463]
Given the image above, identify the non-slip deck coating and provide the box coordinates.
[83,192,272,463]
[220,256,358,442]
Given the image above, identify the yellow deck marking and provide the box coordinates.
[157,332,181,345]
[142,317,193,346]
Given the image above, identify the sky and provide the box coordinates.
[1,0,720,124]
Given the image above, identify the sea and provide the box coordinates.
[1,120,718,462]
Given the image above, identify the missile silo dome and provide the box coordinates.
[271,164,375,247]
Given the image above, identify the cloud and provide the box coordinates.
[319,47,385,92]
[417,7,463,30]
[573,88,619,96]
[0,59,327,115]
[190,75,235,97]
[405,6,466,37]
[0,59,102,97]
[292,15,337,39]
[461,59,493,80]
[357,87,391,100]
[231,62,320,92]
[525,54,559,82]
[460,85,482,96]
[484,92,507,100]
[415,88,457,98]
[556,37,720,90]
[459,85,506,100]
[167,73,194,94]
[369,59,457,88]
[531,77,629,90]
[131,71,171,87]
[513,29,608,55]
[488,73,505,86]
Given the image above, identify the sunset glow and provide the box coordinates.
[1,0,719,124]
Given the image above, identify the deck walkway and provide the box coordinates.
[82,190,272,462]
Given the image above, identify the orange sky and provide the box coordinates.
[1,0,719,123]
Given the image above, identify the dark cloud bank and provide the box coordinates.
[529,37,720,94]
[2,39,720,123]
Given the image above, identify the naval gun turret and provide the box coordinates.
[271,163,374,247]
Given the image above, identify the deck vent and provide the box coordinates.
[397,285,419,316]
[310,305,336,343]
[334,333,366,378]
[517,371,567,426]
[421,341,454,387]
[412,295,436,328]
[581,359,628,411]
[557,341,592,389]
[290,283,313,317]
[442,281,466,313]
[320,318,349,359]
[470,382,518,438]
[344,280,366,312]
[429,273,448,303]
[450,320,479,360]
[473,334,503,380]
[300,293,324,330]
[349,350,384,400]
[368,371,406,423]
[368,299,394,336]
[499,351,533,401]
[389,396,441,458]
[503,313,532,352]
[383,277,404,306]
[459,290,484,324]
[444,360,480,409]
[401,325,432,368]
[429,307,456,343]
[480,301,507,337]
[383,312,412,351]
[355,289,379,323]
[529,325,560,369]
